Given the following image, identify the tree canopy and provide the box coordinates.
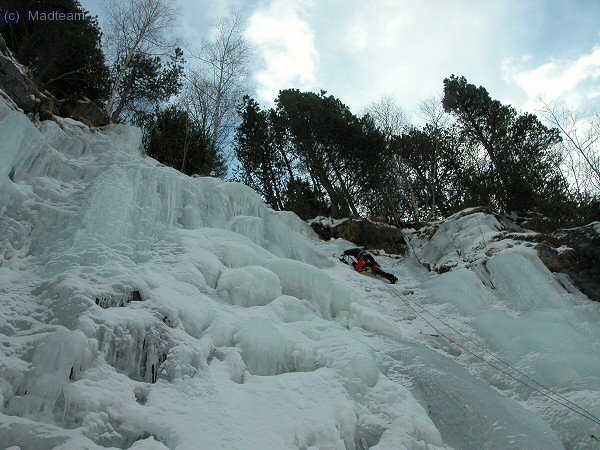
[0,0,111,102]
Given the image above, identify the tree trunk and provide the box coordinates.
[308,154,344,217]
[395,158,419,222]
[326,150,359,217]
[106,32,144,120]
[180,114,190,173]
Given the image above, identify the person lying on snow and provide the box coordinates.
[339,248,398,284]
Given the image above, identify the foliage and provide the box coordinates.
[143,104,225,177]
[118,48,185,124]
[236,90,390,219]
[0,0,111,102]
[188,15,253,158]
[103,0,180,122]
[442,75,567,214]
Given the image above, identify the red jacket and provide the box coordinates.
[354,258,367,272]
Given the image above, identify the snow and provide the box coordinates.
[1,96,599,449]
[307,215,349,228]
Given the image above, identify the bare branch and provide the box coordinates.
[103,0,181,121]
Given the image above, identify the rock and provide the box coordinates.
[549,222,600,302]
[0,34,106,126]
[310,218,407,254]
[59,99,110,127]
[0,34,38,112]
[535,242,577,272]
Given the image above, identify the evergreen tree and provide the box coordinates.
[391,125,471,220]
[235,90,391,219]
[0,0,110,102]
[235,96,288,210]
[117,48,185,124]
[442,75,567,214]
[283,178,328,220]
[143,105,225,177]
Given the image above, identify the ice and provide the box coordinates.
[10,330,95,419]
[382,341,563,450]
[419,211,503,268]
[217,266,282,307]
[1,96,598,449]
[486,252,567,309]
[402,210,600,448]
[232,317,311,375]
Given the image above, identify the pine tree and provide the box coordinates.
[443,75,567,214]
[0,0,111,102]
[143,105,225,177]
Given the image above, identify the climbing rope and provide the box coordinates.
[381,282,600,429]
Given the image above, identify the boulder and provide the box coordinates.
[59,99,110,127]
[310,218,406,254]
[535,242,577,272]
[550,222,600,302]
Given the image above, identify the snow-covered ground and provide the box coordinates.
[1,96,599,449]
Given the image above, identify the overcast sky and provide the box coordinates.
[83,0,600,117]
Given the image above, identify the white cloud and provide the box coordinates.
[303,0,519,113]
[245,0,318,104]
[503,47,600,109]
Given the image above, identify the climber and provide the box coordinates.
[339,248,398,284]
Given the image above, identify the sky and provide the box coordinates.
[82,0,600,118]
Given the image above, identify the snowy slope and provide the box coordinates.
[0,97,598,449]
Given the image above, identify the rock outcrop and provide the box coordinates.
[0,34,108,126]
[59,99,110,127]
[0,34,40,112]
[309,217,407,254]
[550,222,600,302]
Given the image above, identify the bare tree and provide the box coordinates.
[364,95,409,141]
[187,15,253,162]
[539,100,600,197]
[418,97,453,218]
[364,96,421,221]
[103,0,179,121]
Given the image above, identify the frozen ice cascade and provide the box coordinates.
[0,96,599,449]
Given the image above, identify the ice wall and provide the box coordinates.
[402,209,600,448]
[2,95,595,449]
[0,97,447,449]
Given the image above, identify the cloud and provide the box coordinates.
[298,0,525,113]
[245,0,318,104]
[503,47,600,109]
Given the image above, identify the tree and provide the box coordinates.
[417,97,454,218]
[188,15,253,161]
[538,100,600,198]
[143,105,225,177]
[363,95,409,140]
[443,75,566,214]
[283,178,328,220]
[235,96,288,210]
[0,0,110,102]
[235,91,392,220]
[363,96,423,222]
[117,48,184,124]
[103,0,180,122]
[276,89,364,218]
[390,125,472,221]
